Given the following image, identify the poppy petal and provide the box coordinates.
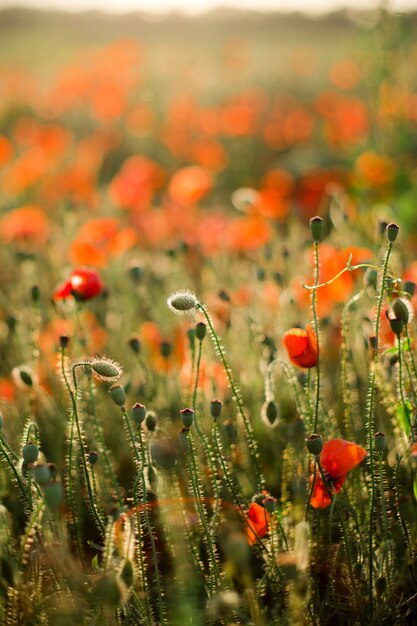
[283,328,309,358]
[321,439,366,478]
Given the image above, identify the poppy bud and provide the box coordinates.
[374,432,386,453]
[109,384,126,407]
[132,403,146,425]
[306,434,323,457]
[17,367,33,387]
[128,335,141,354]
[195,322,207,341]
[388,316,403,337]
[264,400,279,425]
[128,264,144,284]
[22,443,39,464]
[309,216,324,243]
[90,358,123,381]
[210,398,223,419]
[167,289,198,315]
[145,411,157,432]
[386,223,399,243]
[89,450,99,466]
[393,299,410,324]
[120,559,134,587]
[263,496,276,514]
[404,281,416,297]
[180,408,194,428]
[33,463,51,485]
[59,335,70,350]
[150,439,178,471]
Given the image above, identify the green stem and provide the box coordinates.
[397,334,412,440]
[312,242,321,432]
[196,302,264,491]
[303,262,398,291]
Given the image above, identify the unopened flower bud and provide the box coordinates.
[310,216,324,243]
[132,403,146,425]
[210,398,223,419]
[374,432,386,453]
[393,299,410,324]
[167,290,198,315]
[145,411,157,432]
[59,335,70,350]
[263,496,276,514]
[306,434,323,457]
[386,223,399,243]
[388,316,403,337]
[90,358,123,381]
[195,322,206,341]
[31,285,40,303]
[160,341,172,358]
[180,408,194,428]
[150,439,178,471]
[404,281,416,297]
[22,442,39,464]
[264,400,279,425]
[128,263,144,284]
[109,384,126,407]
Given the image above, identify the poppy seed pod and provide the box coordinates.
[310,216,324,242]
[306,434,323,457]
[210,398,223,419]
[132,403,146,425]
[386,222,399,243]
[145,411,157,432]
[109,384,126,407]
[374,432,386,453]
[180,408,194,428]
[128,335,141,354]
[167,289,198,315]
[265,400,279,425]
[88,450,99,465]
[150,439,178,471]
[22,443,39,464]
[195,322,207,341]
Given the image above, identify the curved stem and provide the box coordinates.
[312,242,321,432]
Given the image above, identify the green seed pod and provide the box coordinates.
[109,384,126,407]
[374,432,386,453]
[22,443,39,464]
[210,398,223,419]
[132,403,146,425]
[195,322,207,341]
[305,434,323,457]
[33,463,51,485]
[386,222,399,243]
[180,408,194,428]
[160,341,172,358]
[309,216,324,242]
[90,358,123,381]
[43,481,63,509]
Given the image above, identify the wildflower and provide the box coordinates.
[283,324,318,368]
[310,439,366,509]
[246,499,270,546]
[53,267,103,301]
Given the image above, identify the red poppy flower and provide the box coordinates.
[310,439,366,509]
[53,267,103,301]
[246,501,270,546]
[283,324,318,368]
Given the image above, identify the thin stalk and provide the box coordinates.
[311,241,321,433]
[196,302,264,490]
[397,333,412,440]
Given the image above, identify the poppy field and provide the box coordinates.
[1,7,417,625]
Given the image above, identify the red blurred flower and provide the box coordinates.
[246,501,270,546]
[310,439,366,509]
[53,267,103,301]
[283,324,318,368]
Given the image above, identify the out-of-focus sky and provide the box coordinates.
[0,0,416,14]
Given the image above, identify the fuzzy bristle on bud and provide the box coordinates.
[89,357,123,381]
[167,290,198,315]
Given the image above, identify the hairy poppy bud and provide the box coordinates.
[388,316,403,337]
[306,434,323,457]
[90,358,123,381]
[393,299,410,325]
[109,384,126,407]
[404,281,416,297]
[386,223,399,243]
[264,400,279,425]
[310,216,323,243]
[59,335,70,350]
[145,411,157,432]
[167,290,198,315]
[180,408,194,428]
[22,443,39,464]
[132,403,146,425]
[210,398,223,419]
[195,322,206,341]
